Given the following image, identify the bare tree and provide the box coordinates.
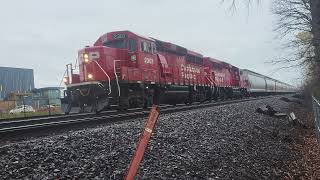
[272,0,320,94]
[274,0,311,35]
[222,0,259,12]
[272,0,313,66]
[311,0,320,62]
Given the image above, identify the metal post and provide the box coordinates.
[125,105,160,180]
[48,98,51,116]
[23,96,26,118]
[7,101,10,118]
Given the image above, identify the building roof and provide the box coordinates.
[0,66,33,71]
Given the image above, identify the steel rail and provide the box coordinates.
[0,105,174,129]
[0,96,272,136]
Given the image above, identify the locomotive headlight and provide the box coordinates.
[63,77,68,84]
[88,73,93,79]
[83,53,89,63]
[130,55,136,61]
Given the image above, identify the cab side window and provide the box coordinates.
[151,44,157,53]
[141,41,153,53]
[128,39,137,51]
[141,41,148,52]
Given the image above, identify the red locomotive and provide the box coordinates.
[61,30,294,114]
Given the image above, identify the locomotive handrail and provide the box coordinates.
[66,63,73,84]
[91,60,112,95]
[113,60,122,97]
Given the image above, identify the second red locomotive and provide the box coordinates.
[61,30,293,114]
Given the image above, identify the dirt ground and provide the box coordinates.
[286,100,320,179]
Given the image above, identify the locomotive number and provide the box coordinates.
[113,34,127,39]
[144,57,154,64]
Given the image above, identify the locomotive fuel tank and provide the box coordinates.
[159,85,189,105]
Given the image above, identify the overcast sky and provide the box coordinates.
[0,0,302,88]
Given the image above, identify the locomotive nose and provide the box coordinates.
[78,48,100,82]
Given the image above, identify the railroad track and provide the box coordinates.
[0,96,274,137]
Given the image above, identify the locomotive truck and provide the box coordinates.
[61,30,295,114]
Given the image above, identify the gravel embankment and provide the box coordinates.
[0,97,300,179]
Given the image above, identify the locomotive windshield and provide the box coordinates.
[103,39,126,49]
[103,38,137,51]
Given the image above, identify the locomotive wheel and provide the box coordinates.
[64,103,72,115]
[91,101,98,114]
[128,96,143,108]
[185,98,193,105]
[143,95,153,109]
[79,103,85,113]
[91,100,104,114]
[118,97,129,111]
[199,90,206,103]
[128,91,151,109]
[117,106,127,112]
[221,91,227,100]
[152,87,165,106]
[143,99,149,109]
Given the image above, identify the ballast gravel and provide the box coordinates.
[0,97,299,179]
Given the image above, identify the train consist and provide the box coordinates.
[61,30,295,114]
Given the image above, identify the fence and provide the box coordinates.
[312,96,320,142]
[0,97,62,120]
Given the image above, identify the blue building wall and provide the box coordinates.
[0,67,34,100]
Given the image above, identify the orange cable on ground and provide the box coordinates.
[125,105,160,180]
